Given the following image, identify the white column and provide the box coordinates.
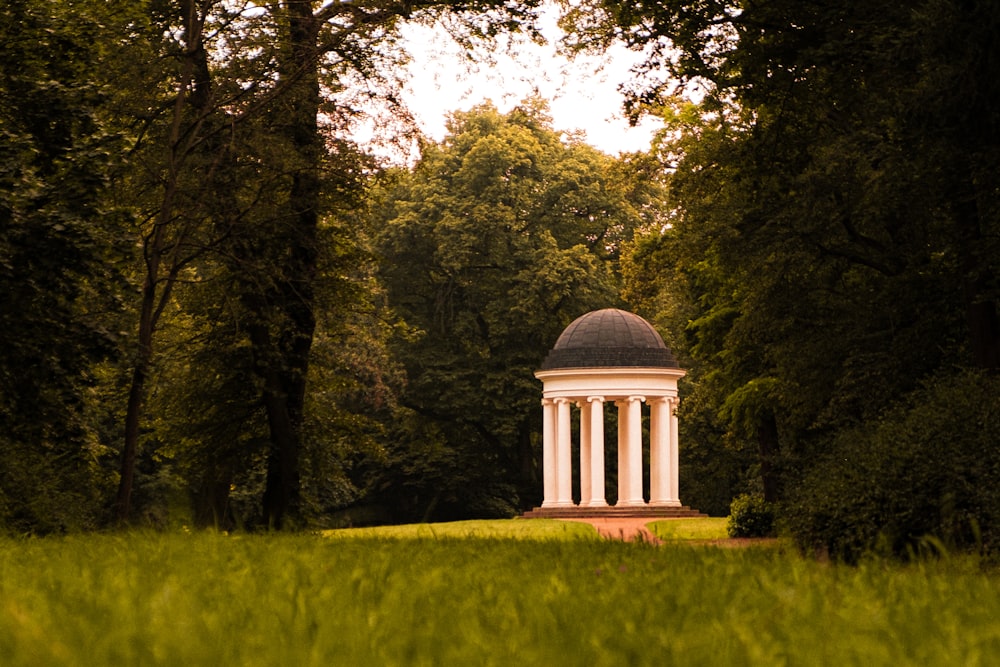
[668,397,680,505]
[579,399,592,508]
[616,399,629,506]
[649,397,679,506]
[541,398,557,507]
[624,396,646,506]
[555,397,573,506]
[584,396,607,507]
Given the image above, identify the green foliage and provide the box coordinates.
[370,101,663,520]
[0,0,131,532]
[4,531,1000,664]
[727,494,776,539]
[171,0,549,529]
[143,299,269,529]
[0,0,553,533]
[784,369,1000,563]
[606,0,1000,553]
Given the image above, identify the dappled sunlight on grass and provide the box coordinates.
[647,517,728,541]
[323,517,739,543]
[322,518,600,541]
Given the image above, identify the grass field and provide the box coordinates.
[2,521,999,665]
[324,517,730,542]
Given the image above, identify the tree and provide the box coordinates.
[570,0,998,370]
[369,101,663,520]
[578,0,1000,552]
[0,0,130,531]
[218,0,546,529]
[100,0,545,528]
[106,0,232,524]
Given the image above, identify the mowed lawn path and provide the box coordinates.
[557,516,667,542]
[325,516,731,543]
[558,516,781,547]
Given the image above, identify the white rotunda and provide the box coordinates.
[524,309,704,518]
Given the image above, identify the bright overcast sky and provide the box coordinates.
[398,6,662,156]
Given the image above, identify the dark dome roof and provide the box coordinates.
[540,309,679,369]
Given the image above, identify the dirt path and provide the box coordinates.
[559,517,780,549]
[557,517,782,548]
[557,517,664,543]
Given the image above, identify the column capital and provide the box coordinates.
[553,396,572,405]
[586,395,605,404]
[627,395,646,404]
[541,397,554,407]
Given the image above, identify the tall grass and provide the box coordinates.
[2,528,999,665]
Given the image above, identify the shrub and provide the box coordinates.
[726,493,776,538]
[784,368,1000,562]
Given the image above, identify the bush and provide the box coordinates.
[727,493,776,538]
[784,369,1000,562]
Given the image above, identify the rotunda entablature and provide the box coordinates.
[534,366,685,400]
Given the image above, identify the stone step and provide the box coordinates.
[522,506,708,519]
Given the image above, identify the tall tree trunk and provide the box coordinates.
[757,412,781,504]
[115,261,159,523]
[258,0,322,528]
[517,422,538,508]
[114,0,211,523]
[192,460,234,530]
[252,322,307,529]
[956,160,1000,371]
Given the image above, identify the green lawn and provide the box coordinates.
[323,516,730,542]
[647,517,729,541]
[1,525,998,665]
[322,517,600,540]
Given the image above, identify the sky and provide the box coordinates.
[397,7,662,157]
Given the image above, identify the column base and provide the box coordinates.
[523,505,707,519]
[648,499,682,508]
[542,500,576,508]
[581,499,609,509]
[614,499,647,508]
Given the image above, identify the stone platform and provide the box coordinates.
[522,505,707,519]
